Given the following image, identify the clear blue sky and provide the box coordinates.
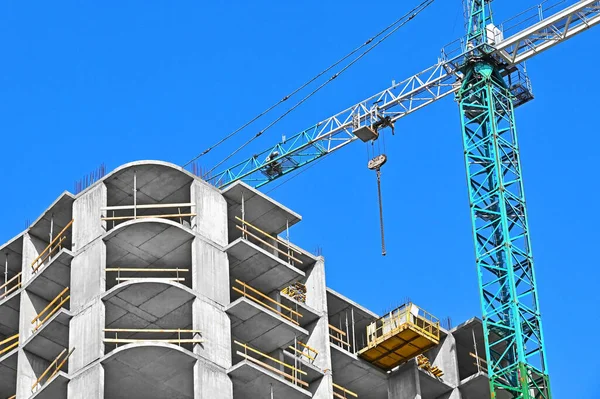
[0,1,597,397]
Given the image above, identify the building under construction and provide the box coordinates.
[1,161,494,399]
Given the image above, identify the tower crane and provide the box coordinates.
[198,1,600,398]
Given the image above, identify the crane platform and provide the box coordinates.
[357,303,440,371]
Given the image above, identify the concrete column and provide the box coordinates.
[427,333,461,387]
[192,238,229,306]
[388,364,421,399]
[303,257,333,399]
[192,298,231,370]
[190,180,228,247]
[72,183,107,252]
[20,233,47,284]
[70,240,106,311]
[194,360,232,399]
[68,363,104,399]
[68,301,104,374]
[15,349,49,398]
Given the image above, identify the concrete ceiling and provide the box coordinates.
[27,250,72,302]
[105,164,193,207]
[29,193,74,246]
[228,298,308,354]
[330,345,388,399]
[23,310,70,362]
[229,360,312,399]
[227,238,304,294]
[222,181,301,239]
[103,344,195,399]
[0,234,23,275]
[0,294,20,336]
[0,349,17,398]
[105,220,194,289]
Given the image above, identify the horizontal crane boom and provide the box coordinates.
[207,0,600,189]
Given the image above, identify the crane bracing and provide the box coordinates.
[200,1,600,398]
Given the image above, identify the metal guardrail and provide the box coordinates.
[31,347,75,392]
[101,203,196,224]
[32,287,70,332]
[233,279,303,325]
[103,328,203,347]
[106,267,188,283]
[31,219,73,273]
[333,382,358,398]
[235,216,304,266]
[365,303,440,348]
[287,340,318,364]
[234,340,308,388]
[0,273,22,299]
[329,324,352,351]
[0,334,19,355]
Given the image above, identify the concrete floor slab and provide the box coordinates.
[23,310,70,361]
[102,342,196,399]
[330,344,388,399]
[0,348,17,399]
[227,238,304,293]
[228,359,312,399]
[30,372,69,399]
[228,297,308,354]
[27,249,73,302]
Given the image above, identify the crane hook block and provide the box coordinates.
[368,154,387,170]
[354,125,379,142]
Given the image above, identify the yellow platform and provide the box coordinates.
[358,303,440,371]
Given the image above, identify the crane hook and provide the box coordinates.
[368,154,388,256]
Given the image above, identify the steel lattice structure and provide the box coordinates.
[202,1,600,397]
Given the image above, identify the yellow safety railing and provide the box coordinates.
[233,279,303,325]
[106,267,188,283]
[333,382,358,398]
[470,351,488,373]
[0,273,22,299]
[101,203,196,224]
[287,340,318,364]
[7,395,16,399]
[329,324,352,351]
[235,216,304,266]
[31,219,73,273]
[234,340,308,388]
[32,287,70,331]
[0,334,19,355]
[103,328,203,347]
[31,347,75,392]
[365,303,440,348]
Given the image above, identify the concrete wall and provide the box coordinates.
[192,238,229,306]
[194,360,233,399]
[388,364,421,399]
[72,183,107,252]
[68,301,104,374]
[191,180,228,247]
[192,298,231,369]
[68,363,104,399]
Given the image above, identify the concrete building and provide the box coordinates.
[0,160,492,399]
